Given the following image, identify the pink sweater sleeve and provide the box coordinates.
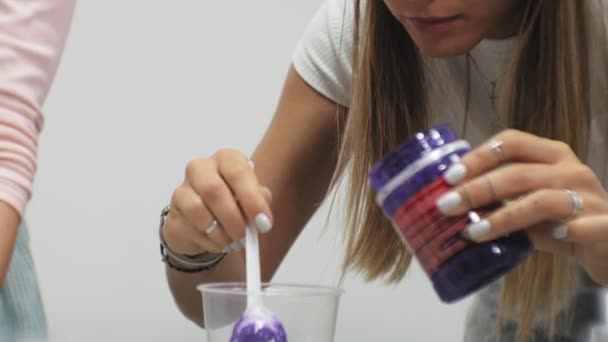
[0,0,75,216]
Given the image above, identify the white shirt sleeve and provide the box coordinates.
[292,0,355,107]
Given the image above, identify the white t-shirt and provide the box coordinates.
[293,0,608,185]
[292,0,608,340]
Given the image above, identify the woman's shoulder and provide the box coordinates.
[291,0,360,106]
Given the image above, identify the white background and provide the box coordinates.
[26,1,472,341]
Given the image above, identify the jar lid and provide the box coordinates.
[375,140,470,206]
[369,124,458,190]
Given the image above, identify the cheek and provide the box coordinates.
[383,0,402,19]
[467,0,523,28]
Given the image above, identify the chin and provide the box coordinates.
[401,23,485,58]
[414,42,475,57]
[411,36,483,58]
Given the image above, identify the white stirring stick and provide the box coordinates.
[231,157,286,340]
[230,225,287,341]
[245,224,262,311]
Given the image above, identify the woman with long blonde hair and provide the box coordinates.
[160,0,608,340]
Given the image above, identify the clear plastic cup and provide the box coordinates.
[198,282,344,342]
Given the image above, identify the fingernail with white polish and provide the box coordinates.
[240,236,246,249]
[444,163,467,185]
[436,191,462,214]
[552,225,568,240]
[255,213,272,233]
[464,219,491,241]
[230,241,242,252]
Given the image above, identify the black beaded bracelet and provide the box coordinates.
[160,244,227,273]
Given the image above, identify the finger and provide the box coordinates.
[172,185,214,231]
[260,186,272,203]
[216,152,273,234]
[186,157,249,243]
[442,129,578,186]
[437,163,590,215]
[171,185,236,251]
[202,218,241,252]
[462,189,602,242]
[526,225,579,259]
[162,207,225,254]
[550,215,608,244]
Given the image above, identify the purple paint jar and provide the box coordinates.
[369,124,532,302]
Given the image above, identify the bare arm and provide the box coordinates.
[0,203,21,285]
[166,66,342,326]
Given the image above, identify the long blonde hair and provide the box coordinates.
[331,0,607,339]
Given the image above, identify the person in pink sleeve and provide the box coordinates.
[0,0,75,340]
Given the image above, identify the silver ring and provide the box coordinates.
[204,220,220,235]
[461,186,474,210]
[489,139,505,162]
[563,190,584,221]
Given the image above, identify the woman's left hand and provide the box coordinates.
[435,129,608,286]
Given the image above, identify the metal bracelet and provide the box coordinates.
[161,244,227,273]
[159,205,227,271]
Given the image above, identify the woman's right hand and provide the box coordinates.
[162,149,273,256]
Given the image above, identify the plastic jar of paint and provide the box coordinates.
[369,124,532,302]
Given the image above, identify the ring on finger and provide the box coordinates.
[563,189,584,221]
[484,175,498,202]
[204,220,220,235]
[488,139,505,163]
[460,186,474,210]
